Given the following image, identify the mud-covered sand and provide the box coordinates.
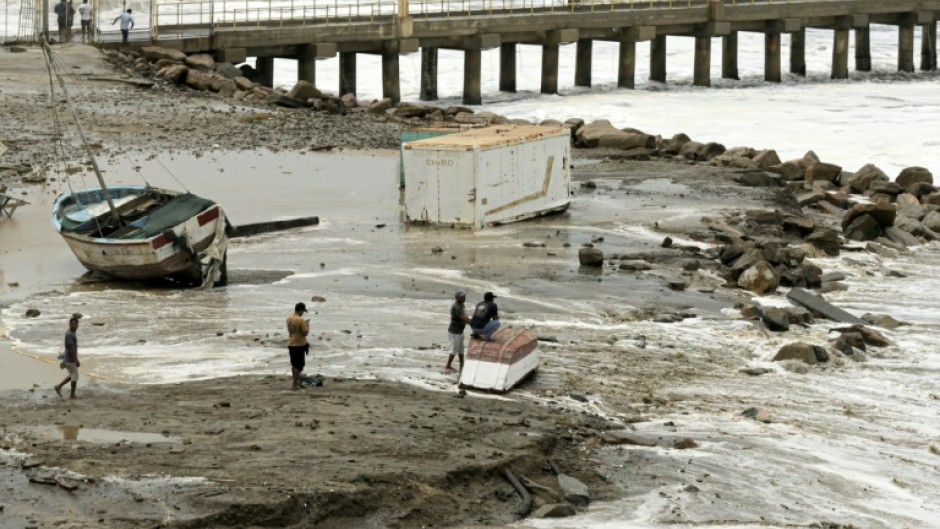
[1,44,799,528]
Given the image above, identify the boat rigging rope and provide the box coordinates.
[41,40,106,236]
[156,158,191,193]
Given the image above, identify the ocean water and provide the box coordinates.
[2,20,940,529]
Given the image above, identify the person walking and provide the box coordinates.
[445,290,471,374]
[54,317,80,399]
[78,0,93,42]
[66,0,76,41]
[469,291,501,341]
[286,302,310,390]
[53,0,68,42]
[112,8,134,45]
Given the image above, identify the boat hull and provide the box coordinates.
[459,328,540,393]
[53,187,227,284]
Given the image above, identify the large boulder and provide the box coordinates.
[737,261,779,294]
[266,93,309,108]
[661,133,691,155]
[699,142,727,161]
[805,162,843,186]
[847,163,889,193]
[868,180,903,195]
[752,149,781,169]
[368,98,394,114]
[575,120,621,148]
[597,132,656,150]
[141,45,186,62]
[156,63,188,83]
[894,216,928,238]
[906,181,938,198]
[183,69,213,91]
[843,214,883,241]
[806,229,842,256]
[287,80,323,101]
[773,342,829,364]
[185,53,215,70]
[233,76,255,91]
[896,166,933,188]
[920,192,940,206]
[922,211,940,232]
[841,203,896,231]
[214,62,243,79]
[557,474,590,506]
[884,226,921,247]
[769,160,805,181]
[578,247,604,267]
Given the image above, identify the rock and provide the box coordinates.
[141,45,186,62]
[737,261,779,294]
[896,193,920,207]
[782,215,815,234]
[287,80,322,101]
[557,474,590,506]
[760,308,790,332]
[805,162,843,185]
[787,287,867,324]
[266,93,309,108]
[752,149,781,169]
[741,407,773,423]
[185,53,215,70]
[578,248,604,267]
[819,271,846,282]
[576,120,628,148]
[618,260,652,271]
[662,133,691,155]
[532,504,577,518]
[898,204,928,221]
[395,103,429,118]
[773,342,819,364]
[869,180,903,195]
[218,80,237,97]
[921,211,940,232]
[896,166,933,188]
[25,308,41,318]
[730,248,764,279]
[661,237,673,248]
[820,281,848,293]
[861,313,907,330]
[214,62,243,79]
[769,161,805,181]
[340,93,357,109]
[865,241,898,258]
[835,325,894,347]
[797,189,826,207]
[698,142,727,161]
[673,438,698,449]
[602,433,657,446]
[233,76,255,91]
[847,163,890,193]
[597,132,656,150]
[740,367,771,376]
[157,63,188,83]
[843,214,883,241]
[667,280,687,291]
[921,192,940,206]
[183,69,213,91]
[884,226,921,247]
[906,181,938,198]
[368,98,394,114]
[842,203,897,231]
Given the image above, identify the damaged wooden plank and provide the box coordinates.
[227,216,320,238]
[787,287,866,324]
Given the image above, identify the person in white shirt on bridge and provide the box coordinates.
[78,0,93,42]
[112,8,134,45]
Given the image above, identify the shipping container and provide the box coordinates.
[402,125,571,229]
[398,126,464,188]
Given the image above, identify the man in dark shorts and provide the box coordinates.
[53,0,68,42]
[469,291,501,341]
[286,302,309,390]
[55,317,80,399]
[445,290,470,374]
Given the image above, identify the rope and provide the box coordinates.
[156,158,190,193]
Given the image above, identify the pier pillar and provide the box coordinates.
[922,21,938,70]
[765,32,781,82]
[722,32,739,80]
[499,43,516,92]
[420,47,438,101]
[463,47,482,105]
[381,51,400,104]
[618,38,636,88]
[899,21,916,73]
[298,45,316,85]
[575,39,593,87]
[650,35,667,83]
[831,29,849,79]
[790,28,806,75]
[541,43,560,94]
[339,52,357,96]
[693,36,711,87]
[255,57,274,87]
[855,26,872,71]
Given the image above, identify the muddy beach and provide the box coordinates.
[3,43,934,529]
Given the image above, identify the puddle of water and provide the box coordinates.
[25,426,181,444]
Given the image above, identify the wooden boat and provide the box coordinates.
[42,41,227,287]
[459,328,540,393]
[52,186,228,286]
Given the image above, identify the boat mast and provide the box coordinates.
[41,41,122,226]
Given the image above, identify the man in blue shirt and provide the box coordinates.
[112,8,134,44]
[469,291,501,341]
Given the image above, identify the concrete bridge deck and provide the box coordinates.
[96,0,940,103]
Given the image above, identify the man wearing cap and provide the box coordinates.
[445,290,471,373]
[286,302,310,390]
[469,292,501,341]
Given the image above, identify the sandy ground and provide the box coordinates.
[1,43,795,528]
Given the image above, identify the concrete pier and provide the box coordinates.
[650,35,667,83]
[463,47,482,105]
[855,27,872,71]
[420,47,437,101]
[923,21,938,70]
[618,38,636,88]
[899,19,916,72]
[255,56,274,87]
[575,39,592,87]
[500,43,516,92]
[765,33,781,82]
[541,43,559,94]
[722,32,739,80]
[298,45,316,84]
[832,27,850,79]
[339,52,356,96]
[790,29,806,76]
[694,36,711,87]
[382,50,400,104]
